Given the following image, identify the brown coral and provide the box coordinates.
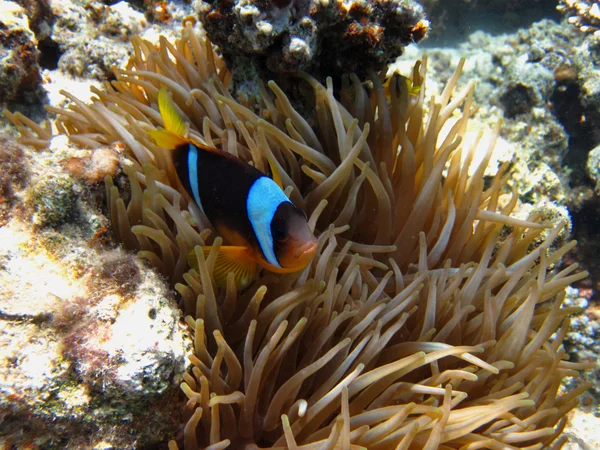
[4,24,591,449]
[198,0,428,79]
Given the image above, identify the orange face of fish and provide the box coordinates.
[255,201,318,273]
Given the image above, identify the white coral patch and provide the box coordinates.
[100,277,188,395]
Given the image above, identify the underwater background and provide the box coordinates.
[1,0,600,448]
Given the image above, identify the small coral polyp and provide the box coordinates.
[5,23,590,449]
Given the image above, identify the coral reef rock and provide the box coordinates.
[422,0,560,42]
[12,0,54,40]
[499,54,556,119]
[196,0,428,82]
[563,409,600,449]
[558,0,600,35]
[585,143,600,193]
[50,0,149,79]
[575,32,600,145]
[0,135,191,449]
[12,0,196,82]
[564,286,600,412]
[0,1,42,103]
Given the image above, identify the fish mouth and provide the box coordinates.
[294,239,318,259]
[276,238,318,272]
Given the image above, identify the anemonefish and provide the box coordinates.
[148,87,318,289]
[383,73,422,99]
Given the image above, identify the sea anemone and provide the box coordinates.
[4,22,591,449]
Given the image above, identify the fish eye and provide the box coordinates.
[272,226,288,242]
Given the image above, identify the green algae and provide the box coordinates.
[27,174,79,228]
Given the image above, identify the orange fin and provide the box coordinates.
[188,246,257,290]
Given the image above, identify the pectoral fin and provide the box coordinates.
[188,245,257,290]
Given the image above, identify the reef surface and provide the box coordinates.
[0,0,599,448]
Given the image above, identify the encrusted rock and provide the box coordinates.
[0,137,27,226]
[0,135,192,448]
[26,0,194,81]
[585,143,600,192]
[499,54,556,118]
[196,0,429,81]
[51,0,144,79]
[563,409,600,449]
[558,0,600,35]
[563,285,600,414]
[12,0,54,39]
[0,1,42,102]
[422,0,559,42]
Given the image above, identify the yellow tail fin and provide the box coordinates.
[148,87,189,150]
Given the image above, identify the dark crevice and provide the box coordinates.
[551,76,600,292]
[567,196,600,291]
[550,80,596,187]
[499,84,536,119]
[38,37,63,70]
